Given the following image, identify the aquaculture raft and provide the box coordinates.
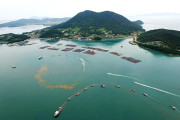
[84,50,96,55]
[73,49,85,52]
[121,57,141,63]
[61,48,73,52]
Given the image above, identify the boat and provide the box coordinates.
[130,89,136,92]
[38,57,43,60]
[91,84,95,87]
[76,92,80,96]
[115,85,120,88]
[12,65,16,68]
[58,107,63,111]
[169,105,176,110]
[54,111,60,118]
[143,93,148,97]
[84,88,88,91]
[101,85,105,88]
[67,98,71,101]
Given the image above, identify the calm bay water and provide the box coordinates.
[0,25,48,35]
[0,38,180,120]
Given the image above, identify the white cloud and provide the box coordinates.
[0,0,179,20]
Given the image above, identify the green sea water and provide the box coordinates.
[0,38,180,120]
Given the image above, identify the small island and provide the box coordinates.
[131,29,180,56]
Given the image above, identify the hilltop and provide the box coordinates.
[38,10,144,40]
[136,29,180,55]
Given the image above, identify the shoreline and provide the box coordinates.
[129,38,180,56]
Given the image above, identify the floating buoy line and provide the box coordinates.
[53,82,176,118]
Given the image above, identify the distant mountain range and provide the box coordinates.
[0,17,71,27]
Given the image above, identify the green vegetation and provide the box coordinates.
[93,36,102,41]
[136,29,180,55]
[38,10,144,40]
[0,33,30,43]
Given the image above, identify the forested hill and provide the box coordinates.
[54,10,144,35]
[137,29,180,55]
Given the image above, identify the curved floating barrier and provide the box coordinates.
[53,83,176,118]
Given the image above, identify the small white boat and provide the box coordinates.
[38,57,43,60]
[54,111,60,117]
[76,92,80,96]
[101,85,105,88]
[12,65,16,68]
[131,89,136,92]
[91,84,95,87]
[115,85,120,88]
[169,105,176,110]
[67,98,71,101]
[143,93,148,97]
[84,88,88,91]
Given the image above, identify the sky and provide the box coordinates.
[0,0,180,21]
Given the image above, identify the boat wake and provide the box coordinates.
[106,73,139,81]
[77,57,86,72]
[134,82,180,97]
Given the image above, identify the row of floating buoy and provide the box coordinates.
[54,83,176,118]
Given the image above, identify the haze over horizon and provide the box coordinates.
[0,0,180,21]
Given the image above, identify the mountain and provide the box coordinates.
[136,29,180,55]
[55,10,144,34]
[133,20,144,25]
[39,10,144,39]
[0,17,71,27]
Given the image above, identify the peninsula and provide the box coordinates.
[132,29,180,55]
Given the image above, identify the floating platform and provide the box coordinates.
[22,43,34,46]
[84,50,96,55]
[73,49,85,52]
[109,52,123,56]
[61,48,73,52]
[65,44,77,47]
[82,47,108,52]
[57,43,63,46]
[39,46,51,49]
[121,57,141,63]
[48,48,59,50]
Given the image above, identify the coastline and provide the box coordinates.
[129,37,180,56]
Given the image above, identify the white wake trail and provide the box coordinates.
[77,57,86,72]
[106,73,139,81]
[134,82,180,97]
